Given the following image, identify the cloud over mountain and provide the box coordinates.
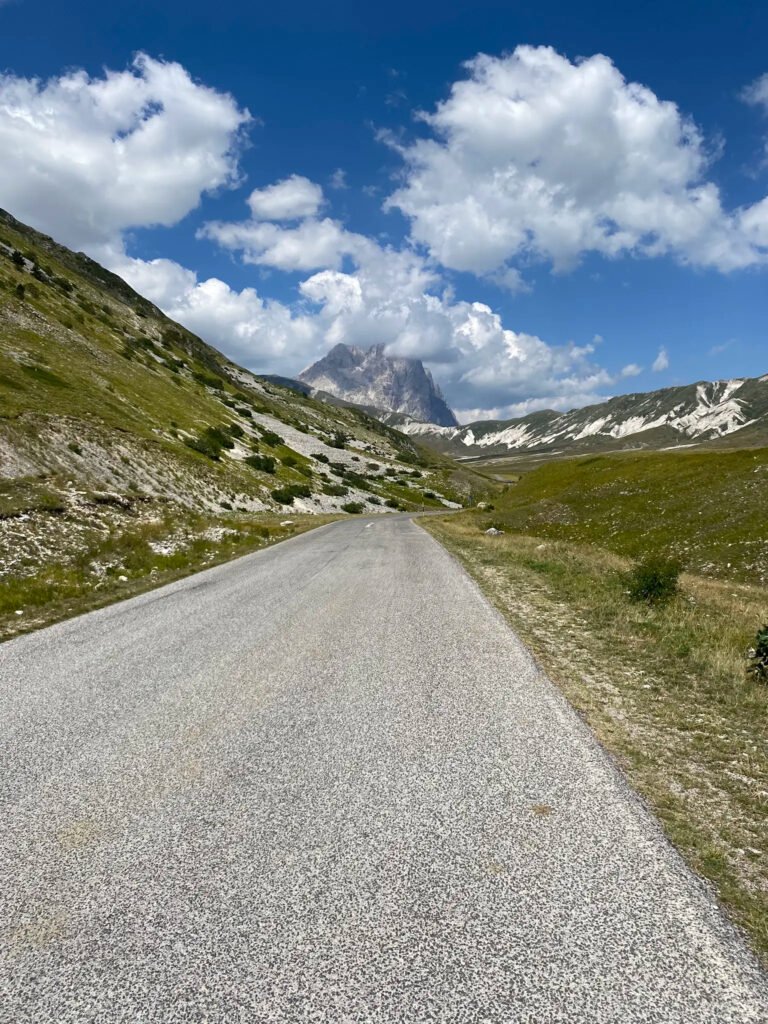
[2,47,767,420]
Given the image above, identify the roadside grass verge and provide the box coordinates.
[0,507,340,642]
[422,513,768,963]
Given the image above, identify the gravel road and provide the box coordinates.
[1,515,766,1022]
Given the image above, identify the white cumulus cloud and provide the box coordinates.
[742,73,768,112]
[0,54,664,421]
[246,175,324,220]
[652,346,670,372]
[621,363,643,377]
[387,46,767,280]
[203,188,616,417]
[114,254,324,375]
[0,54,250,259]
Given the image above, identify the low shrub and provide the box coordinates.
[384,498,399,509]
[312,453,329,463]
[280,453,299,468]
[747,625,768,683]
[185,435,221,460]
[183,425,234,461]
[342,501,364,514]
[322,482,348,496]
[626,555,682,605]
[329,431,347,449]
[261,430,283,447]
[270,483,311,505]
[207,426,235,449]
[192,370,224,390]
[245,454,276,474]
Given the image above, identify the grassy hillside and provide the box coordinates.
[482,447,768,586]
[0,209,491,639]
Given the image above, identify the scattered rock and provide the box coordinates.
[485,527,504,536]
[14,609,23,616]
[117,575,128,582]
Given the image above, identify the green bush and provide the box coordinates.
[192,370,224,390]
[281,453,299,468]
[322,482,348,496]
[384,498,399,509]
[312,452,329,463]
[183,425,234,461]
[184,435,222,460]
[261,430,283,447]
[747,625,768,683]
[203,426,235,451]
[227,422,245,438]
[626,555,682,605]
[245,454,276,474]
[342,501,364,514]
[270,483,311,505]
[329,431,347,449]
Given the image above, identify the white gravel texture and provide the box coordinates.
[0,515,766,1022]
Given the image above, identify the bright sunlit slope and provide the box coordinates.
[0,208,490,638]
[482,447,768,587]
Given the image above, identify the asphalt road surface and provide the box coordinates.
[1,515,767,1023]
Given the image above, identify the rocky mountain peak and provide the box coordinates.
[298,343,459,427]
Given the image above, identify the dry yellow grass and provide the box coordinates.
[423,514,768,962]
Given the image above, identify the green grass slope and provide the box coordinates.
[484,447,768,586]
[0,208,491,638]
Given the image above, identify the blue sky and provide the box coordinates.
[1,0,767,420]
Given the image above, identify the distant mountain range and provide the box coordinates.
[391,376,768,458]
[290,343,768,460]
[298,343,458,427]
